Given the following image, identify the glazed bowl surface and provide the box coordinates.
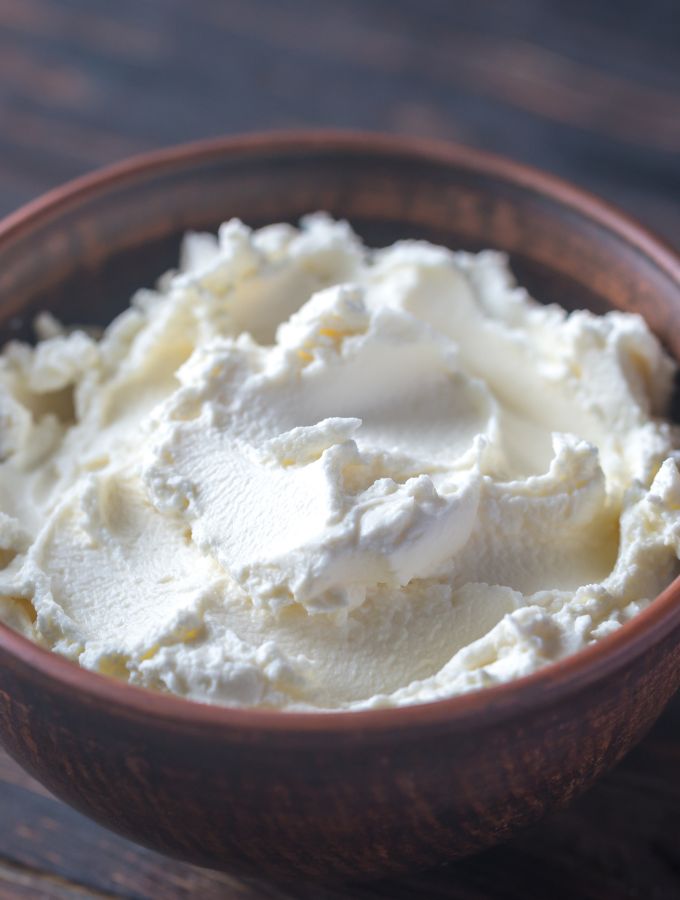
[0,131,679,882]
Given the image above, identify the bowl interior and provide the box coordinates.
[1,134,678,359]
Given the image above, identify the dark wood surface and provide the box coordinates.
[0,1,678,897]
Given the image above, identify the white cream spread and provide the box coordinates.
[1,214,679,710]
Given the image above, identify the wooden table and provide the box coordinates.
[0,1,679,897]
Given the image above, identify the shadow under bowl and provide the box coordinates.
[0,131,679,882]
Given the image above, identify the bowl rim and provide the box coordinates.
[0,128,679,735]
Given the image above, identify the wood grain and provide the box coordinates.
[0,0,678,247]
[0,0,678,897]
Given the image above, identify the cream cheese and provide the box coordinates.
[0,213,679,710]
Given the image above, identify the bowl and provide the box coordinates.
[0,132,679,883]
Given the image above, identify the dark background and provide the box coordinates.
[0,1,679,898]
[1,0,679,246]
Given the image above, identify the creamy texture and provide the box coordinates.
[1,214,679,710]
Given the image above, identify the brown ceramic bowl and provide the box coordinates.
[0,132,679,883]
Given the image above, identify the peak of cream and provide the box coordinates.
[0,214,678,710]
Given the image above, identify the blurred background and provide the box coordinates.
[0,0,678,246]
[0,2,679,899]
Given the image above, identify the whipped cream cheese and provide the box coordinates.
[1,214,679,710]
